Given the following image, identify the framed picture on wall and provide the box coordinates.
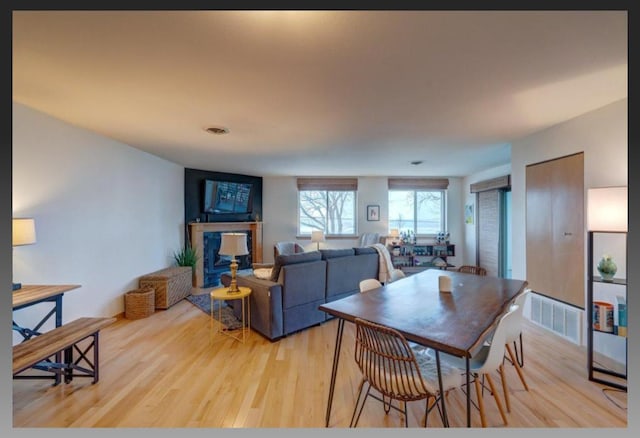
[465,204,474,224]
[367,205,380,221]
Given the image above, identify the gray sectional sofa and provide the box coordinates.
[220,247,379,341]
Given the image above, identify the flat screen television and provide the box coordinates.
[203,180,253,214]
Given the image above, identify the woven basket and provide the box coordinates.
[139,266,192,309]
[124,288,155,320]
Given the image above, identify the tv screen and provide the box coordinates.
[204,180,253,214]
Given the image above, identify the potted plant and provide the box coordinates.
[173,244,200,286]
[597,254,617,282]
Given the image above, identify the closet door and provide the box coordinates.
[526,161,553,295]
[526,153,584,308]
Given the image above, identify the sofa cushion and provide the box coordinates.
[354,246,377,255]
[320,248,355,260]
[270,250,322,282]
[325,252,379,300]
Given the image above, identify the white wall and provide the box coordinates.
[262,176,463,265]
[511,98,627,350]
[511,98,627,281]
[461,163,512,266]
[12,103,184,344]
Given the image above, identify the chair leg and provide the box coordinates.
[383,395,391,414]
[485,373,508,426]
[506,343,529,391]
[499,364,510,413]
[350,379,368,427]
[515,333,524,367]
[474,375,487,427]
[424,398,430,427]
[403,401,408,427]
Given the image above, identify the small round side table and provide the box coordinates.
[210,286,251,344]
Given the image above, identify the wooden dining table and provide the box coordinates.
[319,269,528,427]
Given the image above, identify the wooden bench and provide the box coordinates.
[13,317,116,385]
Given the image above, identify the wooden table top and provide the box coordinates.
[319,269,527,357]
[12,285,81,309]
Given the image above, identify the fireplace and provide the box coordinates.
[202,231,253,287]
[189,221,263,288]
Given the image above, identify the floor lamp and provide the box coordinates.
[586,186,627,390]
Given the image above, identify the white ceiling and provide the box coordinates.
[12,10,627,177]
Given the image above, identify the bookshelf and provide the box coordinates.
[390,243,455,272]
[587,231,627,391]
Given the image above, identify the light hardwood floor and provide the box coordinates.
[13,291,627,428]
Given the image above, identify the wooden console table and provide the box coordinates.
[13,284,81,329]
[189,221,263,288]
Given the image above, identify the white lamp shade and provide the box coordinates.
[389,228,400,238]
[587,186,627,231]
[219,232,249,256]
[13,218,37,246]
[311,230,325,243]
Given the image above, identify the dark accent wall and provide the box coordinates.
[184,168,263,224]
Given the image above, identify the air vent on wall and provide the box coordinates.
[529,293,581,345]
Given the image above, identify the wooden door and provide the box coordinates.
[526,153,584,308]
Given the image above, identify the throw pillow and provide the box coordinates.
[253,268,273,280]
[269,250,323,282]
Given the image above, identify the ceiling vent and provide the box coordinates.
[205,126,229,135]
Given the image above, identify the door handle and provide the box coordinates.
[564,232,572,236]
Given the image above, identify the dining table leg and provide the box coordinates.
[466,356,471,427]
[434,350,449,427]
[54,294,63,385]
[325,318,345,427]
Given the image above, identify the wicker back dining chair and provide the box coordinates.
[350,318,462,427]
[457,265,487,276]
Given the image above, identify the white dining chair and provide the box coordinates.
[389,269,406,282]
[433,306,518,427]
[359,278,382,293]
[504,289,531,393]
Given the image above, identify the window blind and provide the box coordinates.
[387,177,449,190]
[296,177,358,191]
[470,175,510,193]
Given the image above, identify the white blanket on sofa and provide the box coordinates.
[368,243,396,284]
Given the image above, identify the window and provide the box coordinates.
[388,190,445,235]
[297,178,358,236]
[387,178,449,236]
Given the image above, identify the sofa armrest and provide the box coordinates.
[220,271,284,341]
